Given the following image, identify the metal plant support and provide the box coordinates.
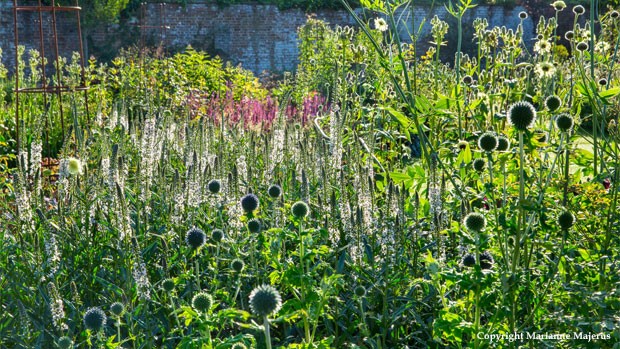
[13,0,90,156]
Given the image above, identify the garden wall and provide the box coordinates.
[0,2,537,75]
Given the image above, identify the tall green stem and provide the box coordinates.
[264,316,272,349]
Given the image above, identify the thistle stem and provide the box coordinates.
[264,316,272,349]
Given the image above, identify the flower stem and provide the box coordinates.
[264,316,272,349]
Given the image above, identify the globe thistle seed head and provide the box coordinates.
[83,307,106,332]
[555,113,574,132]
[186,227,206,249]
[537,34,544,41]
[576,41,588,51]
[207,179,221,194]
[110,302,125,317]
[457,140,469,150]
[558,210,575,230]
[192,292,214,314]
[231,258,245,273]
[462,75,473,85]
[211,229,224,243]
[240,194,260,213]
[519,11,528,19]
[478,132,498,152]
[535,130,549,143]
[611,10,619,19]
[464,212,486,232]
[247,219,262,233]
[472,158,486,172]
[354,285,367,297]
[291,201,310,219]
[507,101,537,131]
[573,5,585,15]
[552,0,566,11]
[461,253,476,267]
[57,336,74,349]
[545,95,562,112]
[496,135,511,152]
[565,31,574,40]
[268,184,282,198]
[480,251,495,269]
[249,284,282,317]
[599,78,608,86]
[231,343,248,349]
[161,278,175,292]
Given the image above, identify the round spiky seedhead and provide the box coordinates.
[231,258,245,273]
[247,219,262,233]
[211,229,224,243]
[186,227,206,249]
[545,95,562,112]
[207,179,221,194]
[457,140,469,150]
[291,201,310,219]
[464,212,486,232]
[555,113,574,132]
[268,184,282,198]
[192,292,214,314]
[480,251,495,269]
[461,253,476,267]
[599,78,608,86]
[478,132,498,152]
[231,343,248,349]
[462,75,473,85]
[535,130,549,143]
[558,210,575,230]
[161,278,175,292]
[110,302,125,317]
[573,5,585,14]
[519,11,528,19]
[354,286,367,297]
[240,194,260,213]
[83,307,106,332]
[57,336,73,349]
[611,10,619,19]
[472,158,486,172]
[576,42,588,51]
[249,284,282,318]
[507,101,537,131]
[552,0,566,11]
[565,31,574,40]
[496,135,511,152]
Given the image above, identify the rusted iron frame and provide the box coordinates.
[13,0,90,162]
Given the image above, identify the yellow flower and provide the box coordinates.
[67,157,83,176]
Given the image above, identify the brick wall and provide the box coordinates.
[0,2,537,75]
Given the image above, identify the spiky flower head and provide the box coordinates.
[231,258,245,273]
[545,95,562,112]
[231,343,248,349]
[573,5,585,15]
[565,31,574,40]
[207,179,221,194]
[551,0,566,11]
[462,75,473,85]
[461,253,476,267]
[457,140,469,150]
[374,17,388,32]
[192,292,214,314]
[611,10,619,19]
[599,78,608,86]
[67,157,83,176]
[83,307,106,332]
[247,219,262,233]
[291,201,310,219]
[558,210,575,230]
[240,194,260,213]
[478,132,498,152]
[186,227,206,249]
[576,41,588,51]
[268,184,282,198]
[535,62,555,78]
[472,158,486,172]
[249,284,282,318]
[480,251,495,269]
[161,278,175,292]
[354,286,367,297]
[555,113,574,132]
[519,11,528,19]
[496,135,511,152]
[507,101,537,131]
[57,336,74,349]
[211,228,224,243]
[463,212,486,232]
[110,302,125,317]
